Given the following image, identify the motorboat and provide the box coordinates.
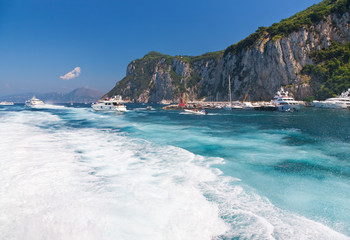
[311,88,350,109]
[91,96,127,112]
[271,87,301,112]
[232,104,243,109]
[25,96,44,106]
[242,102,254,110]
[184,109,208,115]
[0,101,14,105]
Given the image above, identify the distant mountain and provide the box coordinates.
[60,87,104,103]
[0,87,104,103]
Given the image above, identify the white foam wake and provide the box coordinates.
[27,103,68,109]
[0,111,228,240]
[0,109,348,240]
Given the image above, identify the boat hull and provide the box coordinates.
[0,102,14,106]
[277,104,301,112]
[91,104,127,112]
[184,109,207,115]
[92,105,127,112]
[254,106,278,111]
[311,101,348,109]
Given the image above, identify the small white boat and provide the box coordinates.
[184,109,207,115]
[311,88,350,109]
[232,104,243,109]
[242,102,254,110]
[25,96,44,107]
[271,88,301,112]
[223,105,232,110]
[0,101,14,106]
[91,96,127,112]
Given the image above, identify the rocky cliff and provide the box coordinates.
[107,0,350,102]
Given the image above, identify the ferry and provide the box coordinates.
[91,96,127,112]
[0,101,14,106]
[311,88,350,109]
[25,96,44,106]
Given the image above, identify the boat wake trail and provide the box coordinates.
[0,109,348,240]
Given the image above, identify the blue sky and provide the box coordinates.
[0,0,321,96]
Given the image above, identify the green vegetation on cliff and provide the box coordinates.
[189,51,224,63]
[302,42,350,100]
[107,52,166,98]
[225,0,349,55]
[108,50,224,100]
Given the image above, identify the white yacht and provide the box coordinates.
[91,96,127,112]
[271,87,301,112]
[25,96,44,106]
[311,88,350,109]
[0,101,14,105]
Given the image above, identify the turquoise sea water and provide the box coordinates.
[0,104,349,239]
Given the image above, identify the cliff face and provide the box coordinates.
[218,12,350,101]
[107,8,349,102]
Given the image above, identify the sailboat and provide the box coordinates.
[223,75,232,110]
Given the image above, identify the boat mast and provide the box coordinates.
[228,75,232,107]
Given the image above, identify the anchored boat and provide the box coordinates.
[311,88,350,109]
[91,96,127,112]
[254,87,301,112]
[272,88,301,112]
[0,101,14,106]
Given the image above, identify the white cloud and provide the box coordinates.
[60,67,81,80]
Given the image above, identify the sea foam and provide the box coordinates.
[0,111,228,240]
[0,109,349,240]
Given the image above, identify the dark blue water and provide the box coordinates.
[1,103,349,239]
